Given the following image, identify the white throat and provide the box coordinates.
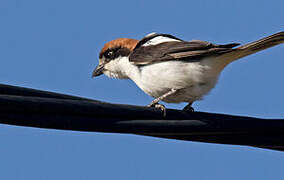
[103,56,141,80]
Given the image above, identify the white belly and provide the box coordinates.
[132,59,222,103]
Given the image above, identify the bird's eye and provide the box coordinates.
[108,51,114,57]
[105,50,115,59]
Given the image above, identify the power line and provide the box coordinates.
[0,84,283,151]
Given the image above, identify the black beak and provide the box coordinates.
[92,64,104,77]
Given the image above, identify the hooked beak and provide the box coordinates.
[92,64,105,77]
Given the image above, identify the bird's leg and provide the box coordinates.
[183,102,194,112]
[147,89,177,116]
[148,89,177,106]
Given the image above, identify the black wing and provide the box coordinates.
[129,34,240,65]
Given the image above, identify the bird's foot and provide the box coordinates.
[147,103,167,117]
[183,103,194,112]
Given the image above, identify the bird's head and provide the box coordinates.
[92,38,138,79]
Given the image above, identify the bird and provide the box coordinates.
[92,31,284,115]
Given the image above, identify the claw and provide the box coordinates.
[148,103,167,116]
[183,103,195,112]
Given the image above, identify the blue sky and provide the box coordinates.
[0,0,284,179]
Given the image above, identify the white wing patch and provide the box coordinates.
[142,35,181,47]
[145,32,157,38]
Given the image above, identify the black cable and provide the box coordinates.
[0,84,283,151]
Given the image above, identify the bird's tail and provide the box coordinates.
[220,31,284,67]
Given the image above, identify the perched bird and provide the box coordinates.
[93,32,284,115]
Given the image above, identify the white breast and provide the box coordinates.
[129,58,222,103]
